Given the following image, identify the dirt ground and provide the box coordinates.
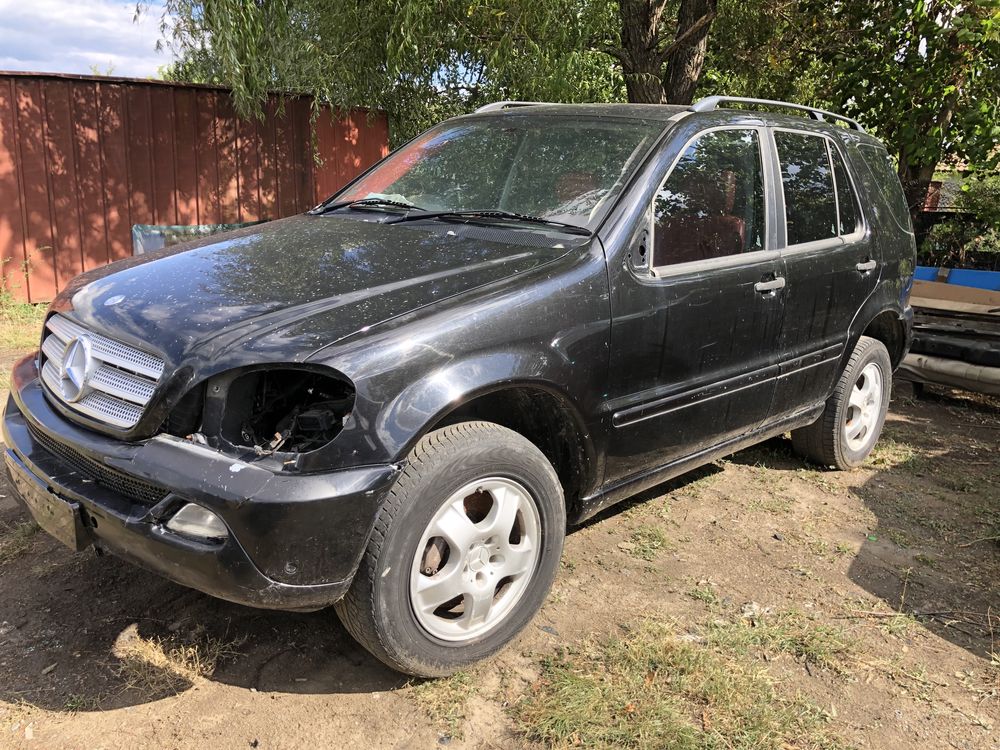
[1,347,998,748]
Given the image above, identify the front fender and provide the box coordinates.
[377,351,596,462]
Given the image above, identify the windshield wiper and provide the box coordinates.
[387,209,592,236]
[311,197,425,215]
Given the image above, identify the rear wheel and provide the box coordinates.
[791,336,892,470]
[335,421,565,677]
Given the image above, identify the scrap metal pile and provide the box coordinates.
[900,280,1000,395]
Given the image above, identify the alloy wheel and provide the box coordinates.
[409,478,541,642]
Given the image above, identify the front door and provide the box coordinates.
[603,126,785,485]
[768,129,880,418]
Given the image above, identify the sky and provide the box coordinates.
[0,0,178,79]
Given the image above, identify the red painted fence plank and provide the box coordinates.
[97,84,132,264]
[0,79,29,301]
[14,79,57,302]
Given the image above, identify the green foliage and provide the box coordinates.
[150,0,999,204]
[803,0,1000,212]
[920,175,1000,268]
[155,0,606,142]
[700,0,827,104]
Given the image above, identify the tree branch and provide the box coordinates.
[654,9,717,68]
[598,44,629,65]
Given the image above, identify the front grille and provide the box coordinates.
[27,423,169,506]
[39,315,164,429]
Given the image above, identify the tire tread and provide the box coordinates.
[792,335,889,470]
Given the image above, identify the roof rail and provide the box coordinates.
[474,101,550,113]
[690,96,864,132]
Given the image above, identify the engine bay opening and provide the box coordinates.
[220,369,355,456]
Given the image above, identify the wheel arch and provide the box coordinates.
[858,308,909,369]
[384,374,598,520]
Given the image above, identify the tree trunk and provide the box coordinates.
[664,0,717,105]
[615,0,718,105]
[899,159,937,237]
[898,85,961,234]
[618,0,669,103]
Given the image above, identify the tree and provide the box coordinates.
[154,0,724,139]
[804,0,1000,225]
[597,0,718,104]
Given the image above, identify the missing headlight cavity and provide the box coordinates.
[221,370,354,456]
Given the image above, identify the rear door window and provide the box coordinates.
[774,131,838,245]
[651,128,766,268]
[830,146,860,236]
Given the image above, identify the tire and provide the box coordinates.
[334,421,565,677]
[791,336,892,470]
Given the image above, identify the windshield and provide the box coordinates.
[334,116,664,230]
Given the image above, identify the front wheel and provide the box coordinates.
[792,335,892,470]
[334,421,565,677]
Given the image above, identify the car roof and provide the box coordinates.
[458,101,885,148]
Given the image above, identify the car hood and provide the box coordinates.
[54,214,573,371]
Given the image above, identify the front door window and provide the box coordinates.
[651,128,766,268]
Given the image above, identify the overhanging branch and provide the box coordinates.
[654,10,717,68]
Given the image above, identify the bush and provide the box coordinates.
[919,175,1000,270]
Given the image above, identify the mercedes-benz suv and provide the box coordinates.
[3,96,915,677]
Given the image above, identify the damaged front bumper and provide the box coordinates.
[2,354,401,611]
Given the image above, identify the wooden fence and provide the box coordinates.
[0,72,389,303]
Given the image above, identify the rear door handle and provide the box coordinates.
[856,259,877,273]
[754,276,786,293]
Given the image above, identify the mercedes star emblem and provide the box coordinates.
[59,335,96,403]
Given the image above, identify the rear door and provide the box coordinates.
[768,128,878,418]
[603,126,785,484]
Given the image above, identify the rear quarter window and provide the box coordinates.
[857,143,914,235]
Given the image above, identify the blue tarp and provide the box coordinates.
[914,266,1000,291]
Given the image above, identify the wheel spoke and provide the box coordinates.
[413,565,464,613]
[482,484,522,539]
[463,589,494,627]
[849,384,867,410]
[499,542,535,578]
[846,418,866,441]
[434,503,478,551]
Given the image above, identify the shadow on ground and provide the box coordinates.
[847,387,1000,661]
[731,386,1000,663]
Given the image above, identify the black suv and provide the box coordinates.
[3,96,915,677]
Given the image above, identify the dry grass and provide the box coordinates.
[516,618,847,749]
[0,521,40,564]
[707,609,854,674]
[0,295,46,391]
[866,436,920,470]
[409,670,477,740]
[620,526,670,561]
[112,623,243,699]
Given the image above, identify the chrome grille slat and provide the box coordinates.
[40,314,164,429]
[88,367,157,404]
[41,362,146,428]
[46,316,164,379]
[41,334,64,362]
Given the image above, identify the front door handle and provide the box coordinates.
[754,276,786,294]
[856,258,877,273]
